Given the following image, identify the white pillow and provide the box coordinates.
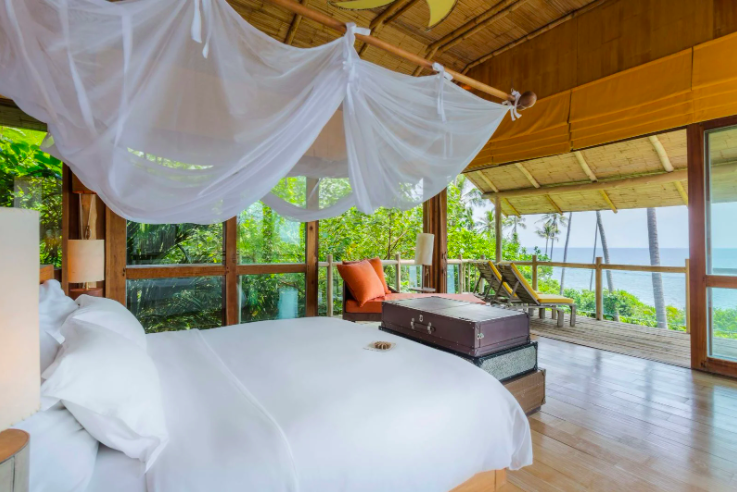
[39,280,78,372]
[12,403,99,492]
[41,318,168,471]
[65,295,147,349]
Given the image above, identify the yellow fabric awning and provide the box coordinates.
[465,91,571,170]
[464,31,737,172]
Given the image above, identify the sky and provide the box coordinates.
[472,201,690,250]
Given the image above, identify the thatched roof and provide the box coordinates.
[464,129,692,215]
[228,0,600,77]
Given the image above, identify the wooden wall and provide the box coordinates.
[468,0,737,100]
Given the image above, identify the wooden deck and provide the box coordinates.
[530,314,692,367]
[502,336,737,492]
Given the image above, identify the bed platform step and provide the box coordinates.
[502,369,546,415]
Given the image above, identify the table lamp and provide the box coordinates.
[67,239,105,300]
[414,233,434,291]
[0,209,40,492]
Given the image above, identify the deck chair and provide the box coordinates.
[474,262,521,304]
[496,263,577,327]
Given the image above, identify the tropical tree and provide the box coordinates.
[536,221,557,256]
[596,210,618,320]
[647,207,668,328]
[476,210,495,238]
[559,212,573,294]
[509,215,526,239]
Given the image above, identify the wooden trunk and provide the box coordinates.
[503,369,546,414]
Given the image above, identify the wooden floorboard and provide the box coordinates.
[500,336,737,492]
[529,314,692,367]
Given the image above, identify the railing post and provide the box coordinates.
[532,254,538,291]
[595,256,603,321]
[479,254,486,294]
[459,252,464,293]
[685,258,691,334]
[395,252,401,293]
[327,254,333,317]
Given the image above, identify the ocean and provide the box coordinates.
[537,247,736,310]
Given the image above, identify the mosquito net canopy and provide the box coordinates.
[0,0,514,224]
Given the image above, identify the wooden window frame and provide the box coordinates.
[688,115,737,377]
[105,208,319,327]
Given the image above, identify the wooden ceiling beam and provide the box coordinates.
[674,181,689,205]
[504,198,520,217]
[545,194,563,214]
[476,172,499,193]
[482,169,688,199]
[359,0,420,56]
[574,151,597,182]
[649,135,674,172]
[515,163,540,188]
[599,190,618,213]
[284,0,309,45]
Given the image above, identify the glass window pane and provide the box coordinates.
[0,126,63,267]
[238,202,305,264]
[126,277,223,332]
[126,223,223,265]
[240,273,305,322]
[708,287,737,361]
[706,126,737,275]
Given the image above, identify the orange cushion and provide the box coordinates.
[336,260,386,307]
[345,293,485,314]
[344,257,391,295]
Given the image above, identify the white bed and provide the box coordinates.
[84,316,531,492]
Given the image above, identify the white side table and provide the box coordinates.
[0,429,29,492]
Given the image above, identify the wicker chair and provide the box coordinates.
[496,263,577,327]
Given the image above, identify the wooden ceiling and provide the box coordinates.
[227,0,600,78]
[465,130,694,215]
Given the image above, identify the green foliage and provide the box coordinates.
[0,126,63,266]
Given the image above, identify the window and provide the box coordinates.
[0,125,63,266]
[127,223,223,265]
[240,273,305,322]
[238,202,304,264]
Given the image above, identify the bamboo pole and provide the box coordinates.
[459,252,464,293]
[531,254,538,291]
[495,195,503,262]
[595,256,603,321]
[327,253,334,317]
[395,252,401,292]
[264,0,522,103]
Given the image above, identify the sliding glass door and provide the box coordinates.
[690,117,737,376]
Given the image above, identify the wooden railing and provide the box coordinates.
[320,253,691,332]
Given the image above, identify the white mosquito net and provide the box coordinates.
[0,0,514,224]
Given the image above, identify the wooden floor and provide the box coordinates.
[501,336,737,492]
[530,314,692,367]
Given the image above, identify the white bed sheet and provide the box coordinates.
[143,317,532,492]
[86,446,146,492]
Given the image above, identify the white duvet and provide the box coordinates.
[146,317,532,492]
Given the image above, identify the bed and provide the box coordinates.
[31,270,532,491]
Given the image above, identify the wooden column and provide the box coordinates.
[224,217,239,325]
[595,256,603,321]
[423,189,447,293]
[305,178,319,316]
[531,254,538,290]
[495,195,503,262]
[326,254,334,316]
[395,252,401,292]
[104,208,127,305]
[687,123,707,370]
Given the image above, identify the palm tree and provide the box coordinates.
[647,208,668,328]
[455,175,485,209]
[536,221,557,256]
[559,212,573,295]
[476,210,495,238]
[596,210,619,321]
[509,215,526,240]
[537,213,567,259]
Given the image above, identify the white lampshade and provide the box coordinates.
[0,209,40,429]
[67,240,105,283]
[414,233,434,266]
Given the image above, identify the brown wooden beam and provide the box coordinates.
[104,208,127,304]
[126,264,226,280]
[423,189,447,293]
[483,169,688,200]
[224,217,239,325]
[284,0,308,45]
[236,263,307,275]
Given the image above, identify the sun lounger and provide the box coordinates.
[496,263,577,327]
[474,262,521,304]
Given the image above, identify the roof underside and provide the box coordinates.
[465,130,692,215]
[227,0,598,76]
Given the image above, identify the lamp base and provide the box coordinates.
[69,287,103,300]
[0,429,29,492]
